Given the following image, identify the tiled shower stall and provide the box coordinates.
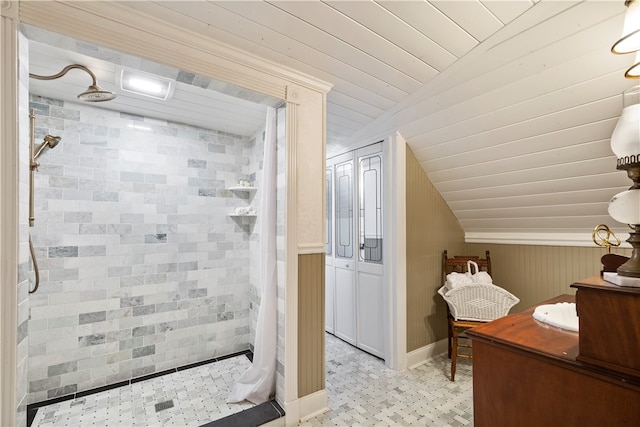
[24,91,286,405]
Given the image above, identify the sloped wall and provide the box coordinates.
[406,147,465,353]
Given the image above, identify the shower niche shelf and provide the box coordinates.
[228,186,257,192]
[228,184,257,218]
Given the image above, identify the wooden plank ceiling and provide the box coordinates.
[27,0,638,240]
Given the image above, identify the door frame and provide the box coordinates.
[1,2,333,424]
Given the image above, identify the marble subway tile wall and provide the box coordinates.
[27,95,260,403]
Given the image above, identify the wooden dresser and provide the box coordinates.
[467,285,640,427]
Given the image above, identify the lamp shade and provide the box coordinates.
[611,85,640,161]
[612,0,640,54]
[626,51,640,78]
[609,189,640,224]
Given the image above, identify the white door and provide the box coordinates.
[332,152,356,345]
[355,144,384,358]
[325,166,335,334]
[326,144,385,358]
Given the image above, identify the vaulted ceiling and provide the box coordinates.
[24,0,637,243]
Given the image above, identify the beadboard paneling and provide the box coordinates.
[298,253,325,398]
[464,243,632,312]
[406,147,464,353]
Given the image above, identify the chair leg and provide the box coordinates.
[447,320,452,359]
[451,327,458,381]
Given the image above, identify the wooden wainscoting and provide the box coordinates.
[298,252,325,397]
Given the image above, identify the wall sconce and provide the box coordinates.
[612,0,640,79]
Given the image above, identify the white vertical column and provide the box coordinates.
[0,2,20,426]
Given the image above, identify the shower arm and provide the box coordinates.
[30,63,98,86]
[30,63,116,102]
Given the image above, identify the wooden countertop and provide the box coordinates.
[467,291,640,388]
[466,294,579,362]
[572,275,640,295]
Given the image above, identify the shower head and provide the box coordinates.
[33,135,61,161]
[30,64,117,102]
[78,84,117,102]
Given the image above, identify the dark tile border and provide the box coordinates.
[27,349,253,427]
[200,400,285,427]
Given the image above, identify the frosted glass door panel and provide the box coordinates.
[326,167,332,256]
[359,154,382,264]
[335,161,353,259]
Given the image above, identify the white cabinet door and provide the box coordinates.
[332,153,356,344]
[355,145,384,358]
[325,166,335,333]
[326,144,385,358]
[325,256,335,334]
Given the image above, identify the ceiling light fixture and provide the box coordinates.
[626,52,640,78]
[612,0,640,79]
[118,68,174,100]
[612,0,640,55]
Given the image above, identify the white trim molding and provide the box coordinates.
[465,231,632,248]
[283,99,299,422]
[386,132,407,372]
[406,339,448,370]
[282,390,329,427]
[297,243,325,255]
[298,389,329,423]
[0,3,20,426]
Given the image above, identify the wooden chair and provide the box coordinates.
[439,250,519,381]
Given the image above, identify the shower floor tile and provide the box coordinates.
[31,355,255,427]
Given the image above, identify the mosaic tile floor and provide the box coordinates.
[300,334,474,427]
[31,334,472,427]
[31,355,255,427]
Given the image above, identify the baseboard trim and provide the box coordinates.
[407,338,448,370]
[298,389,329,422]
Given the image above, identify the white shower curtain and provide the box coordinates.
[228,107,278,405]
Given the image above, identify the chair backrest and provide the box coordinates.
[442,250,492,285]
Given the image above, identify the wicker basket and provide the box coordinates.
[438,283,520,322]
